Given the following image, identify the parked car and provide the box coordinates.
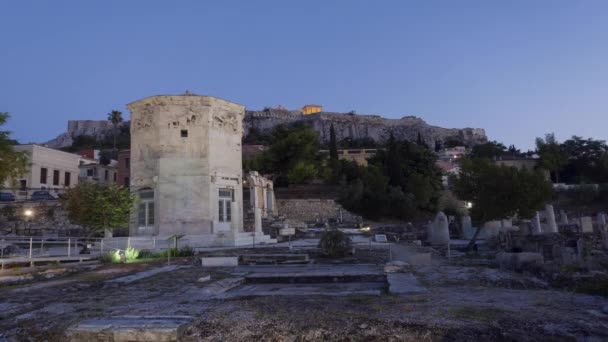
[31,191,56,201]
[0,192,15,201]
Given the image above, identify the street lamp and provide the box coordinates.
[24,209,34,217]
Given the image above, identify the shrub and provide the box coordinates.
[124,247,140,262]
[137,249,156,259]
[179,245,194,257]
[318,229,352,258]
[288,161,318,184]
[101,250,122,263]
[158,246,195,258]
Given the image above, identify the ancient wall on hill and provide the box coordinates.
[45,110,487,148]
[244,111,487,146]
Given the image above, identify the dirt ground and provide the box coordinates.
[1,257,607,341]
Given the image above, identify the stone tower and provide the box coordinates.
[128,94,266,246]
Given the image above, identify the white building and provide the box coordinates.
[5,144,82,198]
[128,93,275,246]
[78,162,118,186]
[437,146,467,161]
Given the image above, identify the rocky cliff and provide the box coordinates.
[244,109,487,146]
[45,111,487,148]
[45,120,127,148]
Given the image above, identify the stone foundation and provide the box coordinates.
[0,202,85,237]
[275,199,361,223]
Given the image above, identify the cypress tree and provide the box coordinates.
[329,124,338,162]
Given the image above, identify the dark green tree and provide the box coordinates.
[452,158,553,248]
[535,133,567,183]
[329,123,338,162]
[560,136,608,184]
[60,183,135,236]
[0,113,29,186]
[107,110,123,152]
[470,141,508,159]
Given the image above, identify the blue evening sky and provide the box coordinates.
[1,1,607,150]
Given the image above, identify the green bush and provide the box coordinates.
[158,246,195,258]
[288,160,318,184]
[318,229,352,258]
[101,250,122,263]
[124,247,140,262]
[137,249,156,259]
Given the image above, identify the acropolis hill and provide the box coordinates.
[44,105,487,148]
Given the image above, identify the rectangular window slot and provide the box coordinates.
[181,130,188,138]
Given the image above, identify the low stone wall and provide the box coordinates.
[0,202,86,237]
[275,199,361,223]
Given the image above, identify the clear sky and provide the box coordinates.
[1,1,607,150]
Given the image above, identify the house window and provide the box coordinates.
[64,172,71,187]
[87,169,94,177]
[53,170,60,186]
[113,173,117,182]
[104,170,109,181]
[124,177,130,187]
[181,129,188,138]
[138,190,155,228]
[20,180,26,190]
[40,167,48,184]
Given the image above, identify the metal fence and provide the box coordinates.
[0,235,185,268]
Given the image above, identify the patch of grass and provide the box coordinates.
[534,300,551,307]
[408,296,431,303]
[560,264,582,274]
[347,295,376,305]
[574,278,608,297]
[447,305,503,322]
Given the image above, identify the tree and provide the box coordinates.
[470,141,507,159]
[337,137,442,220]
[560,136,608,184]
[60,183,135,236]
[0,113,29,186]
[452,158,553,248]
[287,160,318,184]
[329,123,338,162]
[107,110,123,152]
[253,124,320,178]
[444,138,465,148]
[535,133,567,183]
[372,138,442,212]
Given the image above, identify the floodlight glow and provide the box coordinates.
[24,209,34,217]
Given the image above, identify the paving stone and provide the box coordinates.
[105,266,180,284]
[67,315,193,342]
[387,273,427,294]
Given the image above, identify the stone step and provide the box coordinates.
[67,316,193,342]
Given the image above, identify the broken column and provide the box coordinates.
[230,201,240,236]
[483,221,501,239]
[545,204,558,233]
[598,213,608,249]
[461,216,474,239]
[560,209,569,225]
[532,212,542,235]
[428,212,449,245]
[254,207,263,234]
[580,216,593,233]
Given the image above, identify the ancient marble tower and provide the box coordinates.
[128,93,274,246]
